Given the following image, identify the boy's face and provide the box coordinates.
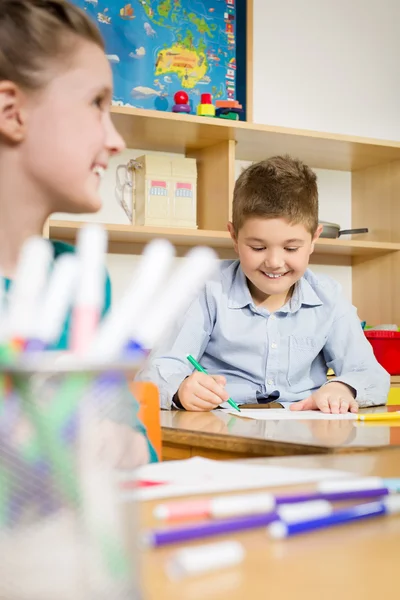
[19,40,125,214]
[228,217,322,304]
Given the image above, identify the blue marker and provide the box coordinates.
[268,496,400,539]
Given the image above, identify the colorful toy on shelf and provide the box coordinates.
[172,90,191,114]
[131,155,197,229]
[197,93,215,117]
[215,100,243,120]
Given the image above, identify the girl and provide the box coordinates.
[0,0,156,464]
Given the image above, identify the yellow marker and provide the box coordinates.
[357,412,400,422]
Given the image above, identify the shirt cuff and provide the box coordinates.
[171,390,186,410]
[325,373,388,408]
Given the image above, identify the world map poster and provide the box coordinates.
[74,0,239,114]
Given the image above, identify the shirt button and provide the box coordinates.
[271,342,277,349]
[270,315,276,320]
[267,379,274,386]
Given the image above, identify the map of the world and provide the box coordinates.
[73,0,238,113]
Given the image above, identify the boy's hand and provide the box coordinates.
[290,382,359,414]
[178,371,229,411]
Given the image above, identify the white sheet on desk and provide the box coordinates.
[222,408,358,420]
[121,456,352,501]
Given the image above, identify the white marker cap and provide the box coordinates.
[277,500,332,523]
[34,254,78,345]
[383,495,400,514]
[74,224,108,307]
[6,237,53,340]
[167,541,245,580]
[0,277,5,342]
[211,493,275,518]
[317,477,383,493]
[133,246,217,349]
[89,239,175,360]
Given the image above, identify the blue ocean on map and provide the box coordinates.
[73,0,238,113]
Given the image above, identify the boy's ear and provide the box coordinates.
[0,81,26,143]
[227,222,239,253]
[310,223,323,252]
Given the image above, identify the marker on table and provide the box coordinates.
[187,354,241,413]
[154,479,400,522]
[357,412,400,422]
[144,501,331,547]
[167,541,245,580]
[268,496,400,539]
[317,477,400,493]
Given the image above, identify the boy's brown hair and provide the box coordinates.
[232,155,319,235]
[0,0,104,90]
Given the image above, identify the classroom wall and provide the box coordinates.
[252,0,400,140]
[252,0,400,303]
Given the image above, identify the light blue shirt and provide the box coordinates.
[136,260,389,409]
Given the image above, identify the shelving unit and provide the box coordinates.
[50,219,400,262]
[49,105,400,327]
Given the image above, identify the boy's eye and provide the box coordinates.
[251,247,265,252]
[285,247,299,253]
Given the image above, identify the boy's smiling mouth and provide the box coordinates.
[260,271,291,279]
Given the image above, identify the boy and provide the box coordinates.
[136,156,389,413]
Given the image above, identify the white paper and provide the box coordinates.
[120,456,352,501]
[222,408,358,421]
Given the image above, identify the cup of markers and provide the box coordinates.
[0,224,218,600]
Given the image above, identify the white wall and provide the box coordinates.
[252,0,400,140]
[252,0,400,302]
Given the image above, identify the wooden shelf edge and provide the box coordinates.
[49,220,400,257]
[111,105,400,151]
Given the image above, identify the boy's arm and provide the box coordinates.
[322,301,390,407]
[135,291,213,409]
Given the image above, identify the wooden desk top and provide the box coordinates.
[161,405,400,458]
[141,448,400,600]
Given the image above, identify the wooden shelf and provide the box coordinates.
[110,106,400,172]
[49,220,400,261]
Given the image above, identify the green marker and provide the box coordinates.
[187,355,241,412]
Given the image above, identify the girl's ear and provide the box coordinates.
[0,81,27,143]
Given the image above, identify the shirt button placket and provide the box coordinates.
[265,314,279,392]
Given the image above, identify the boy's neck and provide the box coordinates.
[0,155,50,278]
[247,279,294,312]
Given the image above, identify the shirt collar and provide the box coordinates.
[227,263,254,309]
[282,274,324,314]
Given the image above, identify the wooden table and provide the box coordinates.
[141,448,400,600]
[161,405,400,460]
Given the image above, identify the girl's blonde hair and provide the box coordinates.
[0,0,104,90]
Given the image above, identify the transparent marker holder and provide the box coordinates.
[0,358,144,600]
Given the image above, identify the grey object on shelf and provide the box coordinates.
[319,221,369,239]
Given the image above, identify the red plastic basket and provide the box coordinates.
[364,330,400,375]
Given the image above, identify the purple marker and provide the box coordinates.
[144,512,279,547]
[145,501,331,547]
